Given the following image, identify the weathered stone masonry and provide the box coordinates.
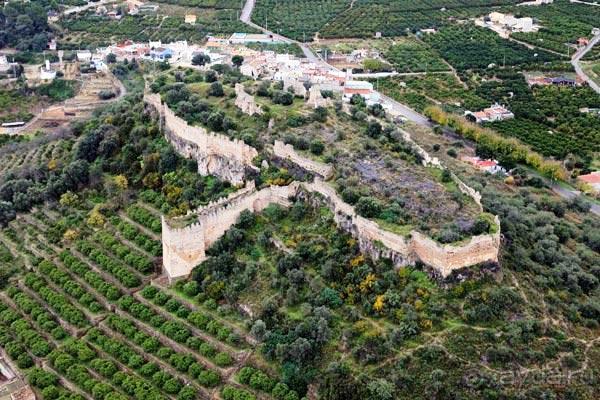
[147,93,258,185]
[234,84,263,116]
[144,93,501,281]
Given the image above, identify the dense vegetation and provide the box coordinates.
[0,2,51,51]
[423,24,559,71]
[477,72,600,168]
[252,0,526,40]
[383,39,449,73]
[508,0,600,55]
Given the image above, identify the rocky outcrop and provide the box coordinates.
[234,84,263,116]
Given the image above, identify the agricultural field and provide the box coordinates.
[378,67,599,169]
[0,80,77,124]
[423,24,559,71]
[377,73,488,113]
[252,0,352,41]
[58,7,255,49]
[244,43,305,58]
[383,38,449,73]
[474,71,600,168]
[507,0,600,56]
[252,0,526,40]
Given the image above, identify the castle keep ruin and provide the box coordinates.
[234,84,263,116]
[144,93,501,282]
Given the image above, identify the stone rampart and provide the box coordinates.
[162,183,296,280]
[152,91,500,281]
[163,177,500,281]
[144,92,259,185]
[273,140,333,179]
[235,84,263,116]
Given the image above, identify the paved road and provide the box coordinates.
[238,0,600,215]
[569,0,600,7]
[571,33,600,94]
[240,0,255,23]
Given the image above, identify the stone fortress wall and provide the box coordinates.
[144,93,501,281]
[162,181,296,280]
[147,93,259,185]
[273,140,333,179]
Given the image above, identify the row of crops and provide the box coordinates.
[0,200,296,400]
[252,0,524,40]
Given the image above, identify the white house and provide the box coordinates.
[466,103,514,123]
[77,50,92,62]
[343,80,379,103]
[40,60,56,81]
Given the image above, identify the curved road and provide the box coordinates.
[572,33,600,94]
[240,0,431,125]
[238,0,600,215]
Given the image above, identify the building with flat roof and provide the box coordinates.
[466,103,514,123]
[228,33,282,44]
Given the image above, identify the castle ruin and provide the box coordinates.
[161,177,501,281]
[144,93,501,282]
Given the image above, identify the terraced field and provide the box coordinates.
[0,200,292,400]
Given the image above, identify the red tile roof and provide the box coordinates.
[578,172,600,184]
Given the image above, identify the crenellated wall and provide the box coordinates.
[162,182,296,280]
[162,177,500,281]
[273,140,333,179]
[234,84,263,116]
[147,92,500,282]
[145,93,259,185]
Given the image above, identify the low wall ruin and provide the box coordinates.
[234,84,263,116]
[145,93,259,185]
[273,140,333,179]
